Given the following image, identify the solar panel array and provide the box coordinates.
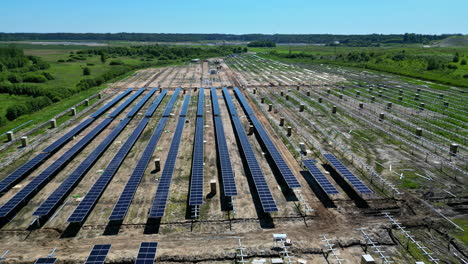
[222,88,277,213]
[302,160,339,195]
[33,89,157,219]
[323,154,373,194]
[85,244,111,264]
[145,90,168,117]
[0,89,145,224]
[189,88,205,206]
[0,89,133,196]
[233,88,301,189]
[149,95,191,218]
[68,92,168,223]
[109,90,180,221]
[108,88,145,118]
[135,242,158,264]
[34,258,57,264]
[210,88,237,196]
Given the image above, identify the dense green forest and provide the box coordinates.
[0,44,239,126]
[0,33,456,46]
[247,41,276,47]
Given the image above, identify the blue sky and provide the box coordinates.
[1,0,467,34]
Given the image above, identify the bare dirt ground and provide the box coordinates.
[0,59,466,264]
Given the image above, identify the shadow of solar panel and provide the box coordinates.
[85,244,111,264]
[303,160,339,195]
[323,154,372,194]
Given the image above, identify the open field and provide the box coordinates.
[0,54,466,264]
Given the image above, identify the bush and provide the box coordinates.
[83,67,91,76]
[57,59,65,62]
[41,72,54,80]
[463,74,468,78]
[109,60,124,65]
[86,63,95,66]
[461,59,467,65]
[447,64,458,70]
[5,96,52,121]
[7,74,22,83]
[23,73,47,83]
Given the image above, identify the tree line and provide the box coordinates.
[0,33,456,45]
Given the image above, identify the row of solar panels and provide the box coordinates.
[0,88,134,196]
[0,88,150,225]
[189,88,205,206]
[32,242,158,264]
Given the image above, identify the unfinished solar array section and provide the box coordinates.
[210,87,237,196]
[68,91,168,223]
[323,154,373,194]
[233,87,301,189]
[135,242,158,264]
[85,244,111,264]
[222,87,277,213]
[149,95,191,218]
[189,88,205,206]
[302,160,339,195]
[0,89,142,225]
[33,88,158,221]
[0,88,133,196]
[109,88,181,221]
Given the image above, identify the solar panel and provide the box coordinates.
[0,152,50,196]
[109,90,180,221]
[0,117,115,222]
[108,88,145,118]
[210,87,221,116]
[85,244,111,264]
[162,88,181,117]
[196,87,204,117]
[127,88,158,117]
[222,87,238,116]
[135,242,158,264]
[233,88,301,189]
[302,160,339,195]
[34,258,57,264]
[148,96,191,218]
[189,117,204,206]
[233,87,255,116]
[323,154,373,194]
[223,91,277,213]
[210,88,237,196]
[144,90,168,117]
[68,118,150,223]
[90,88,133,118]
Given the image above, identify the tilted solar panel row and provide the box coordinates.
[0,89,133,197]
[233,88,301,189]
[0,118,114,222]
[189,116,204,206]
[210,87,221,116]
[85,244,111,264]
[135,242,158,264]
[233,87,255,116]
[149,96,191,218]
[196,87,204,117]
[302,160,339,195]
[33,118,132,218]
[213,116,237,196]
[144,90,168,117]
[108,88,145,118]
[323,154,373,194]
[109,90,180,221]
[90,88,133,118]
[222,88,238,116]
[223,90,277,213]
[127,88,157,118]
[67,91,168,223]
[162,88,181,117]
